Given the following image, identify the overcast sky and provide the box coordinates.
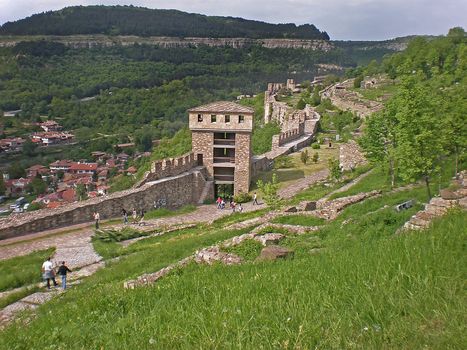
[0,0,465,40]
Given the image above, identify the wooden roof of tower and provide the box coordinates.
[188,101,254,114]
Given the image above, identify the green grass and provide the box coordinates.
[272,215,326,226]
[144,204,197,220]
[2,202,463,349]
[222,239,264,261]
[0,248,55,292]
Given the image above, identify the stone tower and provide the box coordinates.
[188,101,254,197]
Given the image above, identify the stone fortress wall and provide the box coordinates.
[0,167,209,239]
[136,152,196,188]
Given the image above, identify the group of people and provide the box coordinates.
[41,257,72,290]
[216,197,243,212]
[121,208,145,225]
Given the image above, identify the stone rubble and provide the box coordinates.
[339,141,368,171]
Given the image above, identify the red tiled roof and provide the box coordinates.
[69,163,98,171]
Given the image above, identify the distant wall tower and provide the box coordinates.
[188,101,254,197]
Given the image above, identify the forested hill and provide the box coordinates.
[0,5,330,40]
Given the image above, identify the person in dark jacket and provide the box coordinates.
[57,261,72,290]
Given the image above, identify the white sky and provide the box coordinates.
[0,0,465,40]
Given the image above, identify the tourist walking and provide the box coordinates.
[57,261,72,290]
[238,203,243,213]
[132,208,137,224]
[41,257,58,289]
[138,209,145,226]
[216,197,222,209]
[122,209,128,224]
[253,192,259,205]
[93,212,100,229]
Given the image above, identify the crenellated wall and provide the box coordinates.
[136,152,197,187]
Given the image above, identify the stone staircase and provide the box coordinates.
[198,180,214,204]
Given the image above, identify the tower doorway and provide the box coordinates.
[215,184,234,201]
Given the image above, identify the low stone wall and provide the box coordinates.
[0,168,208,240]
[136,152,196,187]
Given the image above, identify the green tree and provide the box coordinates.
[0,176,5,195]
[359,107,398,187]
[296,98,306,110]
[328,157,341,182]
[22,138,37,157]
[28,177,47,196]
[256,173,282,209]
[76,184,88,201]
[7,163,26,179]
[392,76,445,199]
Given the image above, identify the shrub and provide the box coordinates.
[312,152,319,163]
[233,192,252,203]
[27,202,43,211]
[300,149,309,164]
[311,143,320,149]
[94,227,148,242]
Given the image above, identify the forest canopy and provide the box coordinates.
[0,5,330,40]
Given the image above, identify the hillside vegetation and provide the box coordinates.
[0,5,329,40]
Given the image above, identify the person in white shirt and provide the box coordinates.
[41,257,58,289]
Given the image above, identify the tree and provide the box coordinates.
[359,107,398,188]
[0,176,5,195]
[300,149,309,164]
[7,162,26,179]
[28,177,47,196]
[392,76,445,199]
[296,98,306,110]
[328,157,341,182]
[22,138,38,157]
[256,173,282,209]
[76,184,88,201]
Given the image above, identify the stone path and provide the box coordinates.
[278,169,329,199]
[318,169,374,203]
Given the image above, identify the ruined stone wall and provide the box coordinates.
[234,133,252,195]
[0,169,208,239]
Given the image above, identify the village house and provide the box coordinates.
[68,162,98,175]
[5,177,32,197]
[49,160,74,173]
[30,131,74,146]
[38,120,62,132]
[0,137,25,152]
[26,165,50,178]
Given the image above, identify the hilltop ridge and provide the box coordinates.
[0,5,330,40]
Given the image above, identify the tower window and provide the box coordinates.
[225,115,230,123]
[211,115,217,123]
[197,114,203,122]
[239,115,245,123]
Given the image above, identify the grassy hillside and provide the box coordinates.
[0,6,329,40]
[0,178,464,348]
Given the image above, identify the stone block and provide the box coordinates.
[440,189,463,200]
[258,245,294,261]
